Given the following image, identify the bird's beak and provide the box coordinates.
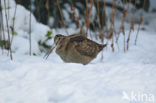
[44,37,61,59]
[55,39,59,46]
[43,43,56,59]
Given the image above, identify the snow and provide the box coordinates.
[1,0,16,9]
[1,33,156,103]
[0,0,156,103]
[1,1,51,54]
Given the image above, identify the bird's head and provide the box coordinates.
[44,34,65,59]
[54,34,65,45]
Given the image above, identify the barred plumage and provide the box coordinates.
[53,34,107,65]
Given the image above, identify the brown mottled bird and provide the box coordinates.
[45,34,107,65]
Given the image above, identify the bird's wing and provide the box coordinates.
[65,35,98,57]
[69,33,86,38]
[65,35,86,51]
[75,39,97,57]
[75,41,97,57]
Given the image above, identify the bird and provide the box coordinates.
[45,34,107,65]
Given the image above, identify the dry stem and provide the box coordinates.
[4,0,13,60]
[29,0,32,55]
[56,0,69,35]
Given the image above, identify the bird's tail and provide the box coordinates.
[98,44,107,51]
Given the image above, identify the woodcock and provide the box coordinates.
[46,34,107,65]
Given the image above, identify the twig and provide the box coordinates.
[70,3,85,35]
[10,4,17,45]
[107,0,116,52]
[85,0,93,36]
[85,0,89,33]
[96,0,102,34]
[117,0,131,52]
[29,0,32,55]
[4,0,13,60]
[56,0,69,35]
[107,0,115,39]
[127,0,136,50]
[100,0,107,61]
[45,0,51,28]
[96,0,104,43]
[0,0,6,50]
[0,0,6,54]
[111,37,115,52]
[134,0,146,45]
[7,0,9,19]
[102,0,108,32]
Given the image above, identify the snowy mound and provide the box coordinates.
[1,0,51,54]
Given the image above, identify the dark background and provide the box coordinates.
[15,0,150,30]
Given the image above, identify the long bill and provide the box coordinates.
[43,43,56,59]
[43,38,60,59]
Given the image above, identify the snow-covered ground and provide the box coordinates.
[1,30,156,103]
[0,0,156,103]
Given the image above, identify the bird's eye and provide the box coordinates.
[57,37,61,41]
